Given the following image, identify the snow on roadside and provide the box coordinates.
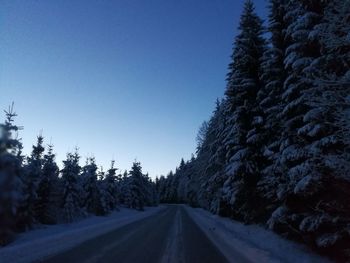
[184,205,332,263]
[0,206,165,263]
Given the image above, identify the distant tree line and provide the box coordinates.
[0,105,158,245]
[158,0,350,261]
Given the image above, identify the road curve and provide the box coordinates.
[41,205,228,263]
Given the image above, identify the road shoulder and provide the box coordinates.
[183,205,331,263]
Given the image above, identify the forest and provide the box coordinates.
[1,0,350,262]
[0,105,158,245]
[157,0,350,261]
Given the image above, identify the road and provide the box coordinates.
[42,205,228,263]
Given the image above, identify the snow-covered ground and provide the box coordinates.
[0,206,164,263]
[184,205,332,263]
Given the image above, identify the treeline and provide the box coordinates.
[158,0,350,261]
[0,105,158,245]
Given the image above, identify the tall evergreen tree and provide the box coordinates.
[205,99,229,213]
[104,160,119,211]
[267,0,329,238]
[221,0,267,222]
[126,161,146,210]
[0,105,23,245]
[81,157,100,214]
[61,150,82,222]
[16,135,45,231]
[35,144,60,224]
[257,0,289,220]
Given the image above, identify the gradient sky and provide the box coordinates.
[0,0,267,178]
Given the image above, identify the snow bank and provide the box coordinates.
[184,206,332,263]
[0,206,164,263]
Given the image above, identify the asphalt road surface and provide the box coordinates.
[42,205,228,263]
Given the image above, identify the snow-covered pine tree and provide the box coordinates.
[266,1,350,253]
[256,0,289,221]
[220,0,267,222]
[156,175,168,203]
[119,170,130,205]
[35,144,60,224]
[61,150,83,222]
[278,0,350,258]
[127,161,146,210]
[184,154,200,207]
[0,104,23,245]
[205,99,229,214]
[142,173,157,206]
[17,135,45,231]
[196,117,218,210]
[95,167,111,216]
[81,157,101,215]
[103,160,119,211]
[148,175,159,206]
[176,158,189,203]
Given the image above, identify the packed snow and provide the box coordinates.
[184,205,332,263]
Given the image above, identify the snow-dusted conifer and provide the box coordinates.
[0,104,23,245]
[81,157,100,214]
[61,150,82,222]
[221,0,266,222]
[127,161,145,210]
[256,0,289,220]
[104,160,119,211]
[267,0,326,235]
[17,135,45,230]
[35,144,60,224]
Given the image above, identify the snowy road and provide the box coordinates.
[42,205,228,263]
[1,204,329,263]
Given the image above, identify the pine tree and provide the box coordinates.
[256,0,289,221]
[184,155,200,207]
[278,0,350,257]
[81,157,100,215]
[95,167,111,216]
[0,104,23,245]
[221,0,267,222]
[267,0,328,236]
[127,161,146,210]
[196,117,217,210]
[176,158,189,203]
[119,170,129,205]
[17,135,45,230]
[104,160,119,211]
[205,100,227,214]
[35,144,60,224]
[61,150,82,222]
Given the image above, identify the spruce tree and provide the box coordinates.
[0,105,23,245]
[35,144,60,224]
[17,135,45,230]
[204,99,228,214]
[257,0,289,220]
[61,150,82,222]
[81,157,100,214]
[127,161,145,210]
[104,160,119,211]
[221,0,266,222]
[119,170,129,205]
[267,0,328,236]
[95,167,110,216]
[278,0,350,257]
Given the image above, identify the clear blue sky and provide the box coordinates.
[0,0,267,178]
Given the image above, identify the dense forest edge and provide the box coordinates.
[0,104,158,246]
[157,0,350,262]
[1,0,350,262]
